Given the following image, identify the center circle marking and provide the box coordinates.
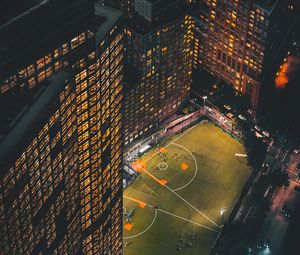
[158,162,168,171]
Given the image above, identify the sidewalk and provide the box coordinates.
[253,144,300,254]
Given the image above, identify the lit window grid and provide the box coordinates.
[124,15,193,145]
[0,29,124,254]
[192,0,270,104]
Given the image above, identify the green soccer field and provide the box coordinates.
[123,121,251,255]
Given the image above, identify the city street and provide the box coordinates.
[255,182,300,255]
[254,146,300,255]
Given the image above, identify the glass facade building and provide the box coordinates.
[0,2,124,255]
[192,0,279,108]
[123,2,193,145]
[105,0,135,14]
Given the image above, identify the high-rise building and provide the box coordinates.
[105,0,135,14]
[192,0,279,109]
[123,1,193,145]
[135,0,179,22]
[0,1,124,254]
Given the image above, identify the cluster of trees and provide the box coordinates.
[218,84,250,114]
[213,199,270,255]
[263,69,300,139]
[279,200,300,255]
[242,125,267,169]
[269,170,289,187]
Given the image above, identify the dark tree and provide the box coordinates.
[243,126,267,169]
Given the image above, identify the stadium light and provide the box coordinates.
[220,208,225,226]
[220,208,225,216]
[202,96,207,107]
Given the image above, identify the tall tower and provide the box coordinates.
[105,0,135,14]
[123,0,193,145]
[0,1,124,254]
[192,0,279,109]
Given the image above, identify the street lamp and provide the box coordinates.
[220,208,225,226]
[203,96,207,107]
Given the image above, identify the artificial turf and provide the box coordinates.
[123,121,251,255]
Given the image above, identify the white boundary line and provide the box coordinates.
[124,209,158,239]
[163,178,220,228]
[157,162,168,171]
[165,123,200,149]
[171,142,198,192]
[123,196,218,240]
[139,165,220,228]
[138,121,220,229]
[142,123,200,165]
[157,208,219,232]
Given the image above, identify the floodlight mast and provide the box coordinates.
[220,208,225,226]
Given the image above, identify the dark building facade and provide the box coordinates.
[192,0,279,109]
[105,0,135,14]
[123,2,193,145]
[0,1,124,254]
[135,0,180,22]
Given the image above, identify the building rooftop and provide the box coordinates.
[0,0,94,82]
[135,0,175,6]
[95,3,123,44]
[254,0,280,13]
[125,1,188,35]
[0,0,47,28]
[0,70,69,162]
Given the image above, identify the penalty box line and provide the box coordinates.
[123,196,218,233]
[124,195,153,209]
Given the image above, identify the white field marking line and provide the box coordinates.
[243,205,253,223]
[211,229,223,250]
[142,123,200,164]
[158,162,168,171]
[165,122,200,149]
[157,208,219,233]
[124,209,158,239]
[141,166,220,229]
[171,142,198,192]
[123,196,218,238]
[136,121,220,228]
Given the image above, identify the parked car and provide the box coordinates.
[226,112,234,120]
[254,125,261,131]
[238,114,246,121]
[281,205,292,218]
[223,104,231,111]
[257,239,270,249]
[255,131,263,138]
[262,164,270,176]
[204,106,212,112]
[247,108,255,116]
